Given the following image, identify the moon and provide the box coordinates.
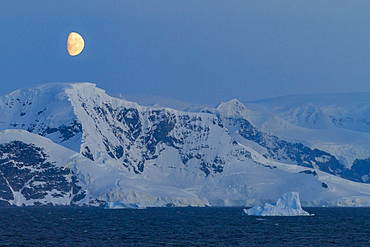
[67,32,84,56]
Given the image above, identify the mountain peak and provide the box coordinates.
[216,98,252,118]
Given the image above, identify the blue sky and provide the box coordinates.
[0,1,369,105]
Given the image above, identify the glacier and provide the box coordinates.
[0,83,369,207]
[243,192,312,216]
[105,201,146,209]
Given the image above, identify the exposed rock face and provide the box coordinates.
[0,140,85,206]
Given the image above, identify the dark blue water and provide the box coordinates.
[0,207,369,246]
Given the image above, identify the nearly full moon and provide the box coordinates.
[67,32,84,56]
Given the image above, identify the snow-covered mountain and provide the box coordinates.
[242,94,370,168]
[246,93,370,133]
[0,83,369,207]
[0,129,206,207]
[202,99,370,183]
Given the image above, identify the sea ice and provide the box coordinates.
[243,192,313,216]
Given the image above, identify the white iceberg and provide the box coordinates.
[243,192,313,216]
[105,201,146,209]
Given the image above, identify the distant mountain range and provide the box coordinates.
[0,83,369,207]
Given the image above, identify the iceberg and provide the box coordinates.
[105,201,146,209]
[243,192,313,216]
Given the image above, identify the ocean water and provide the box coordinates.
[0,207,369,246]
